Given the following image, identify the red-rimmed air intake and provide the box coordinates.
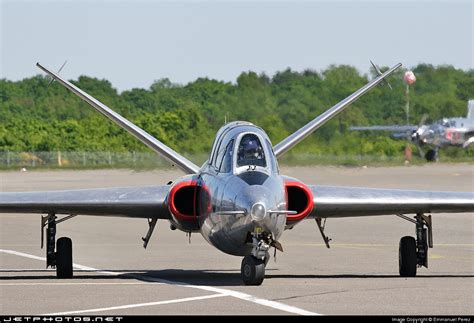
[284,181,314,224]
[168,180,212,232]
[168,180,199,222]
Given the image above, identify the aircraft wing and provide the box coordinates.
[350,125,418,132]
[309,185,474,218]
[0,185,171,219]
[36,63,200,174]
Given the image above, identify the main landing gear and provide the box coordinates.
[41,213,76,278]
[241,231,281,285]
[425,148,439,162]
[397,213,433,277]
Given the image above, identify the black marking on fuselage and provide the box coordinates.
[237,171,269,186]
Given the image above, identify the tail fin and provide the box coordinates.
[46,60,68,88]
[370,60,393,90]
[467,100,474,119]
[37,63,200,174]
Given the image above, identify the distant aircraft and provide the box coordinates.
[350,100,474,161]
[0,62,473,285]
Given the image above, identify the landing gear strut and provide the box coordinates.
[241,231,281,285]
[397,213,433,277]
[41,213,75,278]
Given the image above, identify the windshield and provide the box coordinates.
[236,134,266,168]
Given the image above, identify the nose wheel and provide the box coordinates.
[241,256,265,285]
[240,231,279,285]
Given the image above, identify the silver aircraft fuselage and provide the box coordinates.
[171,122,290,256]
[199,167,287,256]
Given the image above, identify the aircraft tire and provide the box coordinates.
[264,251,270,267]
[241,255,265,285]
[399,236,417,277]
[56,237,73,279]
[425,149,437,162]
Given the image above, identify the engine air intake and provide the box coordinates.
[285,181,314,223]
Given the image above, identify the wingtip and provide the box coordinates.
[36,62,50,75]
[36,62,45,71]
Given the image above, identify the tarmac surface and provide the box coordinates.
[0,164,473,315]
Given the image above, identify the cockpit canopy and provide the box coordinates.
[438,118,457,128]
[237,134,266,168]
[209,122,278,174]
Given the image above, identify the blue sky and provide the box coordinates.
[1,0,472,92]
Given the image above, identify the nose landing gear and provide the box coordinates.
[241,231,281,285]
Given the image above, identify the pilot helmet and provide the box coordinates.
[239,136,261,159]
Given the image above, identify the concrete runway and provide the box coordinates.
[0,164,473,315]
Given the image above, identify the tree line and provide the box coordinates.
[1,63,472,162]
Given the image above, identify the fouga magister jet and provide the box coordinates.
[1,62,473,285]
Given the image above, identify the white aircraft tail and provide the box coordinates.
[467,99,474,119]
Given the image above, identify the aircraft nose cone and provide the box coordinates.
[250,202,266,222]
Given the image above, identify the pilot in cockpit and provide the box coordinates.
[237,134,266,168]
